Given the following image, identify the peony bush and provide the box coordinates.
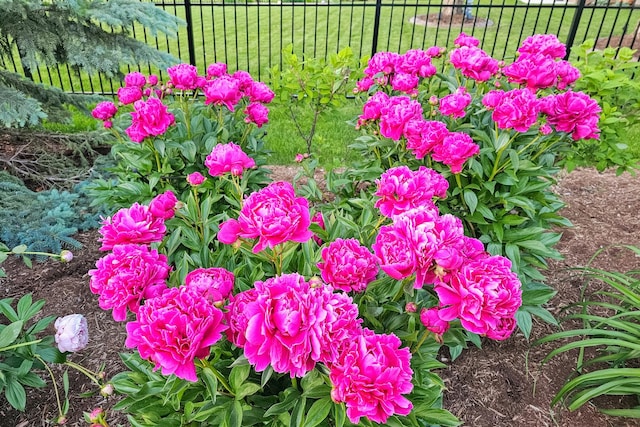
[86,34,600,426]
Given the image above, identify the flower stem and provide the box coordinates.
[199,359,234,396]
[412,329,431,354]
[65,361,101,387]
[34,354,64,421]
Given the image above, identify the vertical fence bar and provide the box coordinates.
[371,0,384,57]
[184,0,197,66]
[564,0,586,59]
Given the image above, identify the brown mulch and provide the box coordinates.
[1,163,640,426]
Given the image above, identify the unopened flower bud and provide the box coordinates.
[428,96,439,106]
[59,250,73,263]
[100,383,114,396]
[88,408,103,423]
[309,276,323,288]
[57,415,67,425]
[405,302,417,313]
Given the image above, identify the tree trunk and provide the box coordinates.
[440,0,465,22]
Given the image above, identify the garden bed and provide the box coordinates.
[0,162,639,426]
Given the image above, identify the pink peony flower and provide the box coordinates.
[206,62,228,78]
[405,119,450,160]
[449,46,500,82]
[127,98,175,140]
[124,71,147,88]
[242,273,360,377]
[372,222,417,281]
[205,142,256,177]
[391,73,420,94]
[358,91,390,125]
[232,70,255,92]
[439,87,472,118]
[91,101,118,121]
[481,90,505,110]
[124,121,148,143]
[399,49,437,78]
[502,54,559,91]
[329,328,413,424]
[543,91,601,140]
[98,203,166,251]
[167,63,200,90]
[431,132,479,174]
[125,286,227,382]
[490,88,541,132]
[225,288,258,347]
[555,60,581,90]
[54,314,89,353]
[355,76,375,93]
[435,255,522,338]
[246,81,275,103]
[455,32,480,47]
[518,34,566,60]
[203,75,242,111]
[374,166,448,217]
[149,190,178,220]
[184,267,235,304]
[218,181,313,253]
[244,102,269,127]
[187,171,207,186]
[317,238,379,293]
[486,316,518,341]
[364,51,402,77]
[204,142,256,176]
[426,46,445,57]
[147,74,159,86]
[89,244,170,321]
[117,86,143,105]
[379,96,423,141]
[420,307,450,336]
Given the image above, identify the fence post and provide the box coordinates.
[564,0,587,59]
[371,0,383,58]
[184,0,197,66]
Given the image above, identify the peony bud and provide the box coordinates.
[100,383,114,396]
[405,302,417,313]
[54,314,89,353]
[59,250,73,263]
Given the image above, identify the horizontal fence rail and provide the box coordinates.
[4,0,640,94]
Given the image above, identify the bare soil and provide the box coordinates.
[1,156,640,425]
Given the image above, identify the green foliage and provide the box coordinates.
[569,40,640,173]
[0,0,184,127]
[0,294,65,412]
[537,245,640,417]
[0,171,103,261]
[269,46,361,155]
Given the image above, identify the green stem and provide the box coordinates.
[34,354,64,421]
[65,361,101,387]
[199,359,234,396]
[488,144,509,181]
[0,338,42,353]
[412,329,431,354]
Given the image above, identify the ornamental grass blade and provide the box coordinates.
[552,368,640,407]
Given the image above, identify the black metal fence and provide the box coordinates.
[6,0,640,94]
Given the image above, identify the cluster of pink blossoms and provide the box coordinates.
[226,273,413,424]
[204,141,256,177]
[358,92,480,173]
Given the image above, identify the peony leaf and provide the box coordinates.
[302,397,332,427]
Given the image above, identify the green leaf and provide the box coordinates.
[229,400,243,427]
[516,310,533,340]
[0,320,23,348]
[229,364,251,392]
[10,245,27,254]
[5,379,26,411]
[302,398,332,427]
[235,383,261,400]
[463,189,478,214]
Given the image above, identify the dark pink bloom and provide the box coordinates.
[543,91,601,140]
[405,119,450,160]
[431,132,479,174]
[117,86,143,105]
[129,98,175,139]
[184,267,234,304]
[205,142,256,177]
[391,73,420,94]
[435,255,522,338]
[219,181,313,253]
[187,171,207,186]
[399,49,437,78]
[449,46,499,82]
[355,76,375,93]
[125,286,227,382]
[232,70,255,92]
[420,307,450,335]
[167,63,200,90]
[225,288,258,347]
[481,90,505,110]
[518,34,566,60]
[124,71,147,88]
[358,91,390,125]
[426,46,445,57]
[364,51,402,77]
[502,54,558,91]
[490,88,541,132]
[244,102,269,128]
[317,238,379,293]
[124,121,148,143]
[555,60,581,90]
[379,96,423,141]
[98,203,166,251]
[92,101,118,121]
[329,329,413,424]
[203,75,242,111]
[206,62,228,78]
[486,316,518,341]
[149,190,178,220]
[439,87,472,119]
[243,273,360,377]
[455,32,480,47]
[246,81,275,103]
[374,166,448,217]
[372,223,417,281]
[89,244,169,321]
[147,74,159,86]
